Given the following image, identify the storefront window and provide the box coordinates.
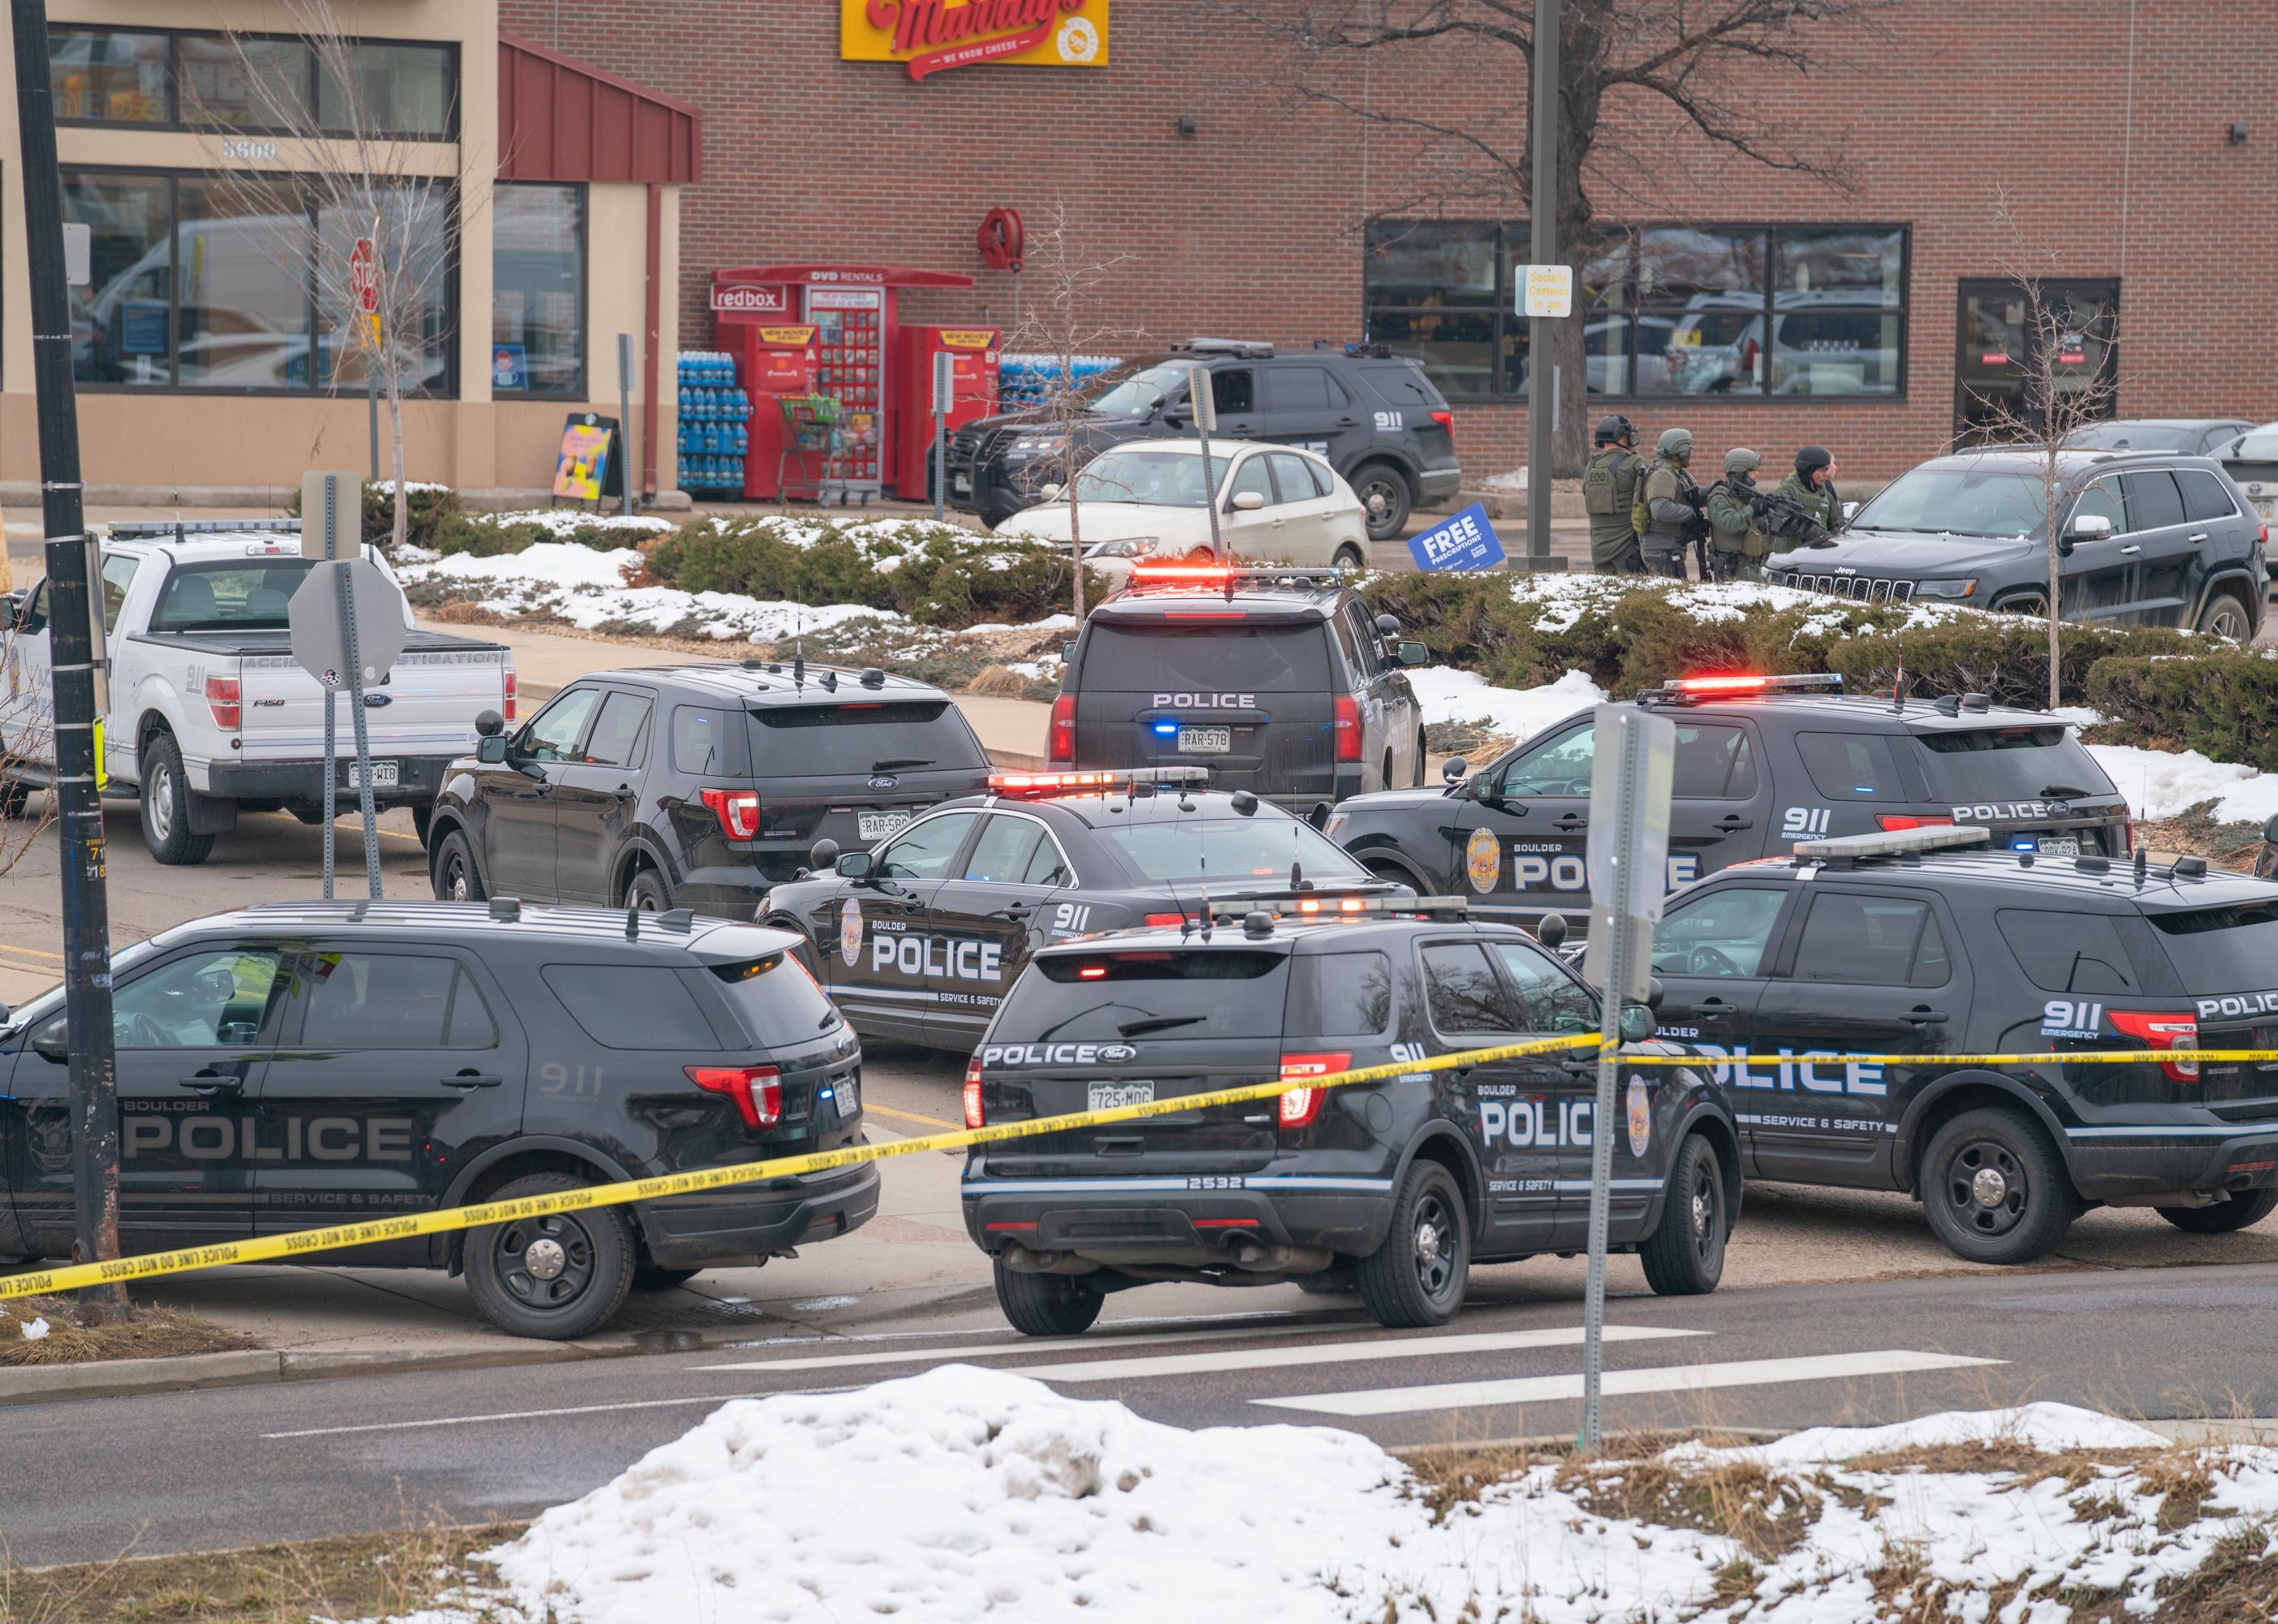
[319,42,453,138]
[178,177,315,389]
[1364,220,1908,402]
[65,174,172,387]
[491,183,585,395]
[50,29,168,123]
[177,35,311,129]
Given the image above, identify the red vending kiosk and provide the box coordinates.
[894,327,1002,501]
[710,264,987,502]
[738,325,822,502]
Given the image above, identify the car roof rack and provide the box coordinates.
[107,518,304,542]
[1638,672,1844,706]
[1793,825,1990,868]
[1169,337,1275,358]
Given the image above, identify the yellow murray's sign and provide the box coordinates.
[841,0,1107,80]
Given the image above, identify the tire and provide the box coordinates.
[1333,543,1366,571]
[138,733,214,866]
[1640,1133,1729,1296]
[2156,1188,2278,1234]
[463,1172,636,1340]
[1920,1107,2079,1264]
[1364,860,1417,890]
[632,1265,702,1291]
[1353,464,1413,541]
[432,829,486,902]
[993,1259,1106,1337]
[411,805,434,850]
[2195,590,2253,642]
[624,867,672,911]
[1354,1159,1469,1328]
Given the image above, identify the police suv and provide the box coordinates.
[0,900,874,1338]
[959,902,1739,1335]
[1049,565,1430,811]
[1325,673,2131,929]
[761,768,1409,1052]
[1646,823,2278,1263]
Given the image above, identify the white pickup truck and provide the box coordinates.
[2,522,513,864]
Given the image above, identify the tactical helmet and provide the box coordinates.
[1657,428,1693,461]
[1594,413,1637,447]
[1724,446,1762,476]
[1795,445,1833,478]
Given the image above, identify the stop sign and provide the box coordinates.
[349,237,378,313]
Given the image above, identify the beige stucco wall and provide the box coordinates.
[0,0,676,498]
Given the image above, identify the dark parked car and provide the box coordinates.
[426,661,992,918]
[2061,419,2254,455]
[1767,449,2265,639]
[949,339,1461,540]
[0,900,874,1338]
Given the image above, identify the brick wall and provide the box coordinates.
[498,2,2278,478]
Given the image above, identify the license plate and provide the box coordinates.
[2255,497,2278,519]
[347,760,399,790]
[1088,1081,1154,1113]
[952,473,972,495]
[857,811,910,842]
[834,1077,860,1117]
[1176,726,1232,754]
[2034,835,2081,856]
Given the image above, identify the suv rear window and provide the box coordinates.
[1913,726,2112,804]
[1996,910,2144,996]
[710,954,841,1040]
[748,701,986,778]
[2146,902,2278,996]
[994,949,1291,1042]
[1080,623,1331,691]
[542,965,720,1049]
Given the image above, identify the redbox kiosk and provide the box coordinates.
[710,264,999,502]
[895,326,1002,500]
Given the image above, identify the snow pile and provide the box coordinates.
[1478,466,1529,493]
[471,508,675,540]
[1497,572,1981,639]
[1409,666,1604,740]
[2086,742,2278,823]
[408,1373,2278,1624]
[16,1316,46,1342]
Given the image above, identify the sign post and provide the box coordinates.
[1187,364,1223,558]
[932,349,955,523]
[352,237,380,480]
[1578,702,1676,1452]
[617,333,636,517]
[287,523,405,903]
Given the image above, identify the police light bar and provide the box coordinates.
[1642,672,1844,704]
[108,518,303,541]
[1180,894,1469,924]
[987,767,1211,798]
[1793,825,1991,860]
[1122,563,1344,595]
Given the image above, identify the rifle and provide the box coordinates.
[1744,485,1831,545]
[1676,468,1714,577]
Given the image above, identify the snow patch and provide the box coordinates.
[1407,666,1604,740]
[471,508,675,539]
[1690,1401,2172,1466]
[2087,743,2278,822]
[17,1316,47,1342]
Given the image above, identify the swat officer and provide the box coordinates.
[1705,447,1770,582]
[1772,446,1841,557]
[1639,427,1700,579]
[1581,413,1647,573]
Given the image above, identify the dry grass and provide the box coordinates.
[2152,1521,2278,1621]
[1555,1454,1822,1563]
[0,1514,523,1623]
[2134,806,2263,872]
[0,1297,252,1368]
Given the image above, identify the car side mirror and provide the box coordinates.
[33,1015,67,1062]
[809,838,841,871]
[1162,412,1189,431]
[1442,756,1468,784]
[1229,489,1266,512]
[2263,813,2278,846]
[1397,640,1428,666]
[1062,642,1077,661]
[1840,501,1859,522]
[477,735,508,765]
[1039,482,1063,502]
[1534,912,1568,950]
[2067,512,2113,545]
[836,850,875,880]
[1618,1003,1654,1044]
[1646,976,1666,1010]
[1307,801,1332,830]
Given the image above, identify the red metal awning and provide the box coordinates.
[715,265,977,291]
[498,34,701,185]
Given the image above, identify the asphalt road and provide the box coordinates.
[4,1260,2273,1566]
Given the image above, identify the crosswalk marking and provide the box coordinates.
[1251,1349,2003,1417]
[697,1319,1341,1375]
[1011,1325,1705,1383]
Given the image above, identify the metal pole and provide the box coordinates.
[12,0,127,1317]
[366,370,380,482]
[1189,364,1224,558]
[1581,901,1634,1453]
[1525,0,1562,571]
[617,332,635,517]
[321,482,339,898]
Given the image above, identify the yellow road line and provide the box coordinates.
[252,812,425,846]
[0,943,63,961]
[865,1102,961,1130]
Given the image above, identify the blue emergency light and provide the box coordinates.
[1152,720,1180,737]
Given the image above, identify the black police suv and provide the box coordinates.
[761,768,1409,1053]
[960,905,1739,1334]
[0,901,874,1338]
[426,660,992,920]
[1645,823,2278,1264]
[1051,566,1430,812]
[1326,673,2131,931]
[949,339,1461,539]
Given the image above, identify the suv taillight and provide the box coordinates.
[1430,408,1454,441]
[1277,1052,1350,1128]
[963,1057,986,1128]
[685,1064,783,1129]
[503,667,517,723]
[2120,817,2133,855]
[2108,1010,2200,1082]
[1333,695,1362,763]
[205,675,241,731]
[1875,814,1954,832]
[699,786,761,841]
[1048,694,1076,765]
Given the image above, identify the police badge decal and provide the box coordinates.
[1465,827,1500,893]
[839,898,865,968]
[1626,1075,1652,1158]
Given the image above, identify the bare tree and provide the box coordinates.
[1218,0,1896,474]
[1956,192,2121,711]
[188,2,491,552]
[998,201,1144,619]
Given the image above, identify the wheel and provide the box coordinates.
[1333,543,1366,571]
[624,868,672,911]
[1354,1159,1469,1328]
[431,829,486,902]
[138,733,214,866]
[2156,1188,2278,1234]
[411,805,433,850]
[1640,1134,1729,1295]
[1413,730,1428,788]
[1353,464,1413,541]
[993,1259,1106,1336]
[632,1265,701,1291]
[2196,591,2253,641]
[463,1172,636,1340]
[1920,1107,2078,1264]
[1364,860,1415,889]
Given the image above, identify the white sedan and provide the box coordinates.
[994,438,1372,584]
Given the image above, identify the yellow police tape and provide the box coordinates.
[9,1031,2274,1303]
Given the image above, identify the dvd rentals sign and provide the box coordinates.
[841,0,1109,80]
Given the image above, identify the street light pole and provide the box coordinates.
[1525,0,1563,572]
[12,0,128,1318]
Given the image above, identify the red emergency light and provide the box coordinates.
[986,767,1210,799]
